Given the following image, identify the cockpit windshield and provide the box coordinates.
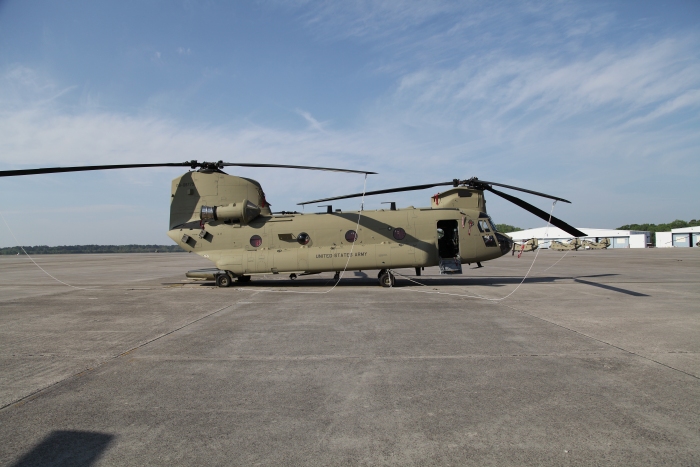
[488,216,498,232]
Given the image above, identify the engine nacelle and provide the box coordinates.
[200,199,261,225]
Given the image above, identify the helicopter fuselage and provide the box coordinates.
[166,171,513,281]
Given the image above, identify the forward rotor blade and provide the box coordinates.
[298,181,455,205]
[486,186,586,237]
[471,179,571,203]
[0,162,190,177]
[221,162,376,175]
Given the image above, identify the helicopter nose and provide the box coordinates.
[496,233,513,256]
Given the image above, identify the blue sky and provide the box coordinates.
[1,0,699,246]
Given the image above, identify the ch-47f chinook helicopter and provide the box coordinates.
[550,238,582,251]
[511,238,539,255]
[0,160,585,287]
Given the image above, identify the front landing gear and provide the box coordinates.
[377,269,395,288]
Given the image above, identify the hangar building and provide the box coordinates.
[507,227,651,249]
[655,226,700,248]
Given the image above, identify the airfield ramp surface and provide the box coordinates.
[0,250,699,466]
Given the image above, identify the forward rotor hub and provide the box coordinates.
[188,160,225,171]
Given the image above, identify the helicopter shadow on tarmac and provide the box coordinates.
[9,430,115,467]
[175,272,648,297]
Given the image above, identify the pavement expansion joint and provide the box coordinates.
[0,295,256,412]
[128,352,611,362]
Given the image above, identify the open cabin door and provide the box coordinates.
[437,220,462,274]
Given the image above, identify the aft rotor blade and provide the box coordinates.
[486,186,586,237]
[472,179,571,203]
[298,181,455,205]
[0,162,191,177]
[221,162,376,175]
[0,161,376,178]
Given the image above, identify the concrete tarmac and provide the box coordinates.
[0,249,698,466]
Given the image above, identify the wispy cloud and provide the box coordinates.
[287,1,615,67]
[391,37,700,132]
[296,108,327,131]
[0,66,76,109]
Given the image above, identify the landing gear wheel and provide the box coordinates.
[216,273,232,288]
[378,271,395,288]
[237,275,251,283]
[289,273,297,280]
[334,271,340,281]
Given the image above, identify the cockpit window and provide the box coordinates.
[478,220,491,233]
[488,217,498,231]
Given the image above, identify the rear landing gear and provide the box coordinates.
[378,270,395,288]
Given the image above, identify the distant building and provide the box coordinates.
[656,226,700,248]
[507,227,651,249]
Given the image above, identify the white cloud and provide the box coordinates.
[295,0,461,40]
[381,35,700,172]
[295,109,327,131]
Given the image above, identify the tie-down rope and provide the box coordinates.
[388,200,559,301]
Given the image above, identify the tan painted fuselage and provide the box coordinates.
[166,171,512,276]
[550,238,581,251]
[581,238,610,249]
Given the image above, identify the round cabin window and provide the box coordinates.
[297,232,310,245]
[345,230,358,243]
[393,227,406,241]
[250,235,262,248]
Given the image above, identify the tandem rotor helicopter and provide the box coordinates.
[0,160,585,287]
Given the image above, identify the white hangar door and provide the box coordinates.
[672,233,690,247]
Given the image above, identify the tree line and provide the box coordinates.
[0,245,186,255]
[495,224,522,233]
[617,219,699,243]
